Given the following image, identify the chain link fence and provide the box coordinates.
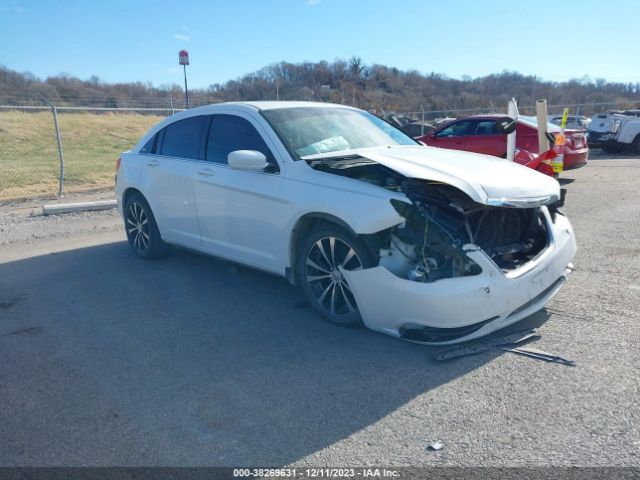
[1,99,638,202]
[0,105,172,201]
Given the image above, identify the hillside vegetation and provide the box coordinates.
[1,60,638,114]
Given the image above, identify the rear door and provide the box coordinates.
[430,120,474,151]
[141,115,207,247]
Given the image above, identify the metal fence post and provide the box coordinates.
[420,105,425,136]
[39,95,65,196]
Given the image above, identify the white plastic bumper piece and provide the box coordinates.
[342,210,577,345]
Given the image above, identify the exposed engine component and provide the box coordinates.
[386,179,550,282]
[307,156,552,283]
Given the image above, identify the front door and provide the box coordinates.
[194,114,287,272]
[431,120,474,151]
[467,119,506,157]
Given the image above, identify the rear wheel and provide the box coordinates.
[632,135,640,154]
[123,192,167,259]
[296,226,376,328]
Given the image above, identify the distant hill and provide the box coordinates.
[1,58,638,116]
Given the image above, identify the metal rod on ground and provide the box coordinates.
[39,95,65,197]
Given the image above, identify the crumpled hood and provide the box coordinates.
[354,145,560,206]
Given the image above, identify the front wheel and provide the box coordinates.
[123,192,167,259]
[296,226,377,328]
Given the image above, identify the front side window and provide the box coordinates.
[473,120,498,135]
[206,114,276,166]
[262,107,416,159]
[160,115,207,159]
[436,120,474,138]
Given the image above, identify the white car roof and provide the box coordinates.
[185,101,353,112]
[239,101,354,111]
[175,101,358,117]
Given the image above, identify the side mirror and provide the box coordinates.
[496,117,517,135]
[228,150,268,172]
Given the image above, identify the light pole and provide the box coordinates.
[179,50,190,109]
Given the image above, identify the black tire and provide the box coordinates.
[632,135,640,154]
[123,192,167,259]
[601,141,624,154]
[295,225,377,328]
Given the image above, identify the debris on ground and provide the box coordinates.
[426,441,443,452]
[433,329,540,361]
[498,346,575,366]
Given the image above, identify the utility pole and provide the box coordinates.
[179,50,190,108]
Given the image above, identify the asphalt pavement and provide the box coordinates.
[0,158,639,467]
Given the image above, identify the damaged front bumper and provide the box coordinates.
[342,209,576,346]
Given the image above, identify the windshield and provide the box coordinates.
[262,107,417,159]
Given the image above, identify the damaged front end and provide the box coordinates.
[381,179,553,282]
[306,152,576,345]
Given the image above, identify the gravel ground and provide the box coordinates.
[0,158,639,467]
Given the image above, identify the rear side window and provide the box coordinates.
[206,114,275,165]
[160,116,207,159]
[139,135,156,154]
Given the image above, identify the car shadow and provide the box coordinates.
[0,242,550,466]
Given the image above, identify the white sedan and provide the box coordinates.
[116,101,576,345]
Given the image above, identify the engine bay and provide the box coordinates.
[307,155,552,282]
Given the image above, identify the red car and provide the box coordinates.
[418,114,589,170]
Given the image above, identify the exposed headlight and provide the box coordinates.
[612,119,621,133]
[486,195,558,208]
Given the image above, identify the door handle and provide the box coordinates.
[196,169,215,178]
[147,159,159,167]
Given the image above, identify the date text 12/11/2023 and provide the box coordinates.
[232,468,400,478]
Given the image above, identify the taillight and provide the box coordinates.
[565,136,574,148]
[116,157,122,171]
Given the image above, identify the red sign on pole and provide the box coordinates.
[179,50,189,66]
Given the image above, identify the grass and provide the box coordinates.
[0,111,164,200]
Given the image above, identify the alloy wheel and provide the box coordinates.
[305,236,363,317]
[126,202,150,253]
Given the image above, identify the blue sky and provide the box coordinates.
[1,0,638,88]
